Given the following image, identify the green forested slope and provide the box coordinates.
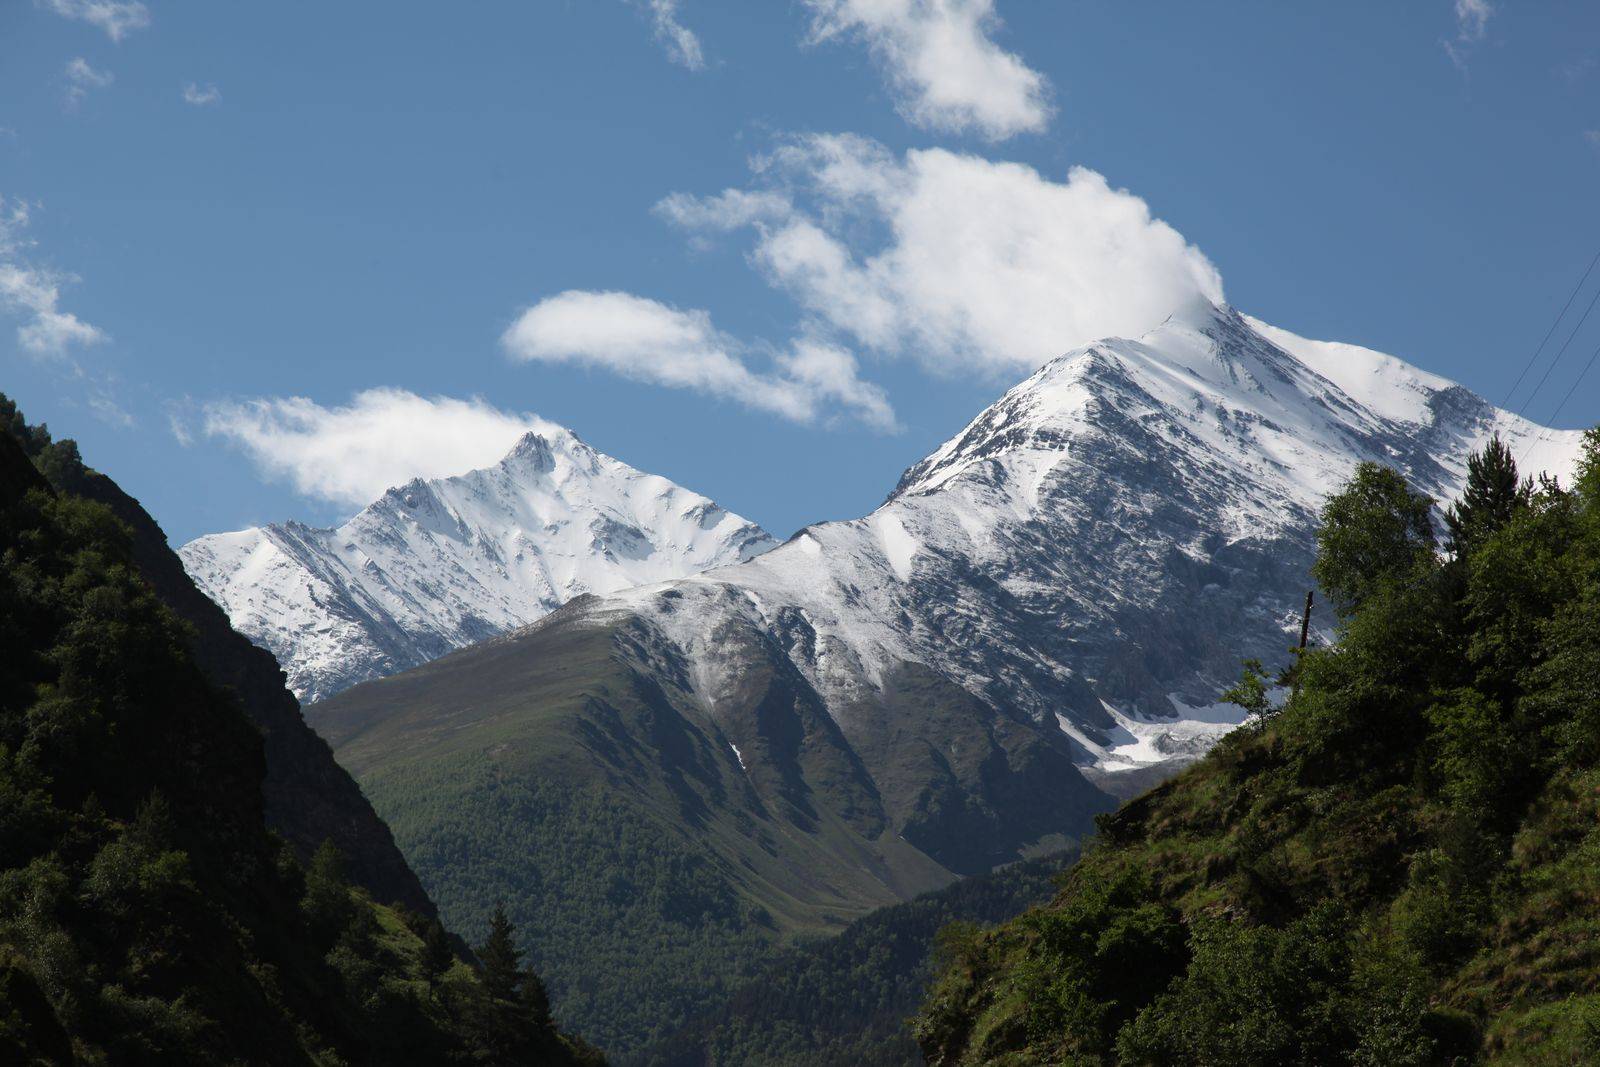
[1,394,433,915]
[642,851,1073,1067]
[917,433,1600,1065]
[0,411,599,1064]
[310,616,978,1055]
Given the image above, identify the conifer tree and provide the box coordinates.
[1444,434,1531,556]
[478,902,523,1003]
[420,917,454,988]
[521,967,552,1027]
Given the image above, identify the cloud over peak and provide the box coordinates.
[660,134,1223,378]
[196,389,557,508]
[502,290,896,431]
[803,0,1051,140]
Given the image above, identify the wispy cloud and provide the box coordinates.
[802,0,1050,140]
[630,0,705,71]
[88,391,135,428]
[1444,0,1493,71]
[1559,55,1596,87]
[502,290,896,430]
[182,82,222,107]
[658,134,1222,379]
[194,389,555,507]
[38,0,150,42]
[64,57,113,108]
[1585,130,1600,151]
[0,196,107,358]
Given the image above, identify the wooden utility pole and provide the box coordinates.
[1298,591,1314,651]
[1291,590,1314,703]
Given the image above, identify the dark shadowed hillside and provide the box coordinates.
[0,405,601,1064]
[1,393,433,916]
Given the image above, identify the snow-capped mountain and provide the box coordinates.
[180,424,776,702]
[557,300,1585,777]
[305,302,1586,1037]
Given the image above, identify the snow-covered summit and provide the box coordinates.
[566,303,1583,775]
[180,425,775,703]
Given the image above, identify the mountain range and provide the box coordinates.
[180,422,774,703]
[279,300,1583,1053]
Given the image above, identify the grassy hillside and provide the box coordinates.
[642,851,1074,1067]
[0,410,599,1064]
[311,612,991,1053]
[916,435,1600,1065]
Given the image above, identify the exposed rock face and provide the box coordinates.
[578,303,1582,778]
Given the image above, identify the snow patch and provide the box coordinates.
[873,511,919,582]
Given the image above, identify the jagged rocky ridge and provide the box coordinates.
[582,300,1584,778]
[181,423,775,703]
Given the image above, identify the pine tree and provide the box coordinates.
[420,917,454,988]
[521,967,552,1027]
[478,902,523,1003]
[1444,434,1531,556]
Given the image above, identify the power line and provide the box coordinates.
[1523,342,1600,463]
[1518,337,1600,468]
[1515,279,1600,420]
[1503,247,1600,409]
[1547,340,1600,428]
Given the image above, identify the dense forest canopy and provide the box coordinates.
[0,398,600,1065]
[917,429,1600,1065]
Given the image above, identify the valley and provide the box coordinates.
[279,305,1579,1054]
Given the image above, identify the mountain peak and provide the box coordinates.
[181,426,775,702]
[502,429,560,472]
[1156,292,1236,332]
[687,309,1586,769]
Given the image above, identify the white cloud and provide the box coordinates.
[632,0,705,71]
[0,197,107,357]
[197,389,557,507]
[803,0,1050,140]
[64,57,113,108]
[502,289,896,430]
[659,134,1224,378]
[182,82,222,106]
[1445,0,1493,70]
[1585,130,1600,150]
[39,0,149,42]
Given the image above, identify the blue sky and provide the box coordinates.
[3,0,1599,545]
